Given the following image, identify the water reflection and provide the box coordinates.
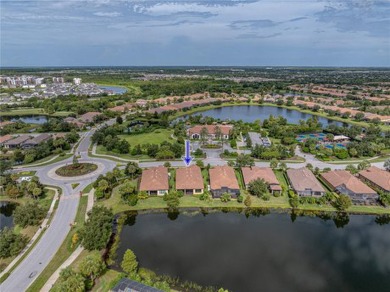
[117,211,390,292]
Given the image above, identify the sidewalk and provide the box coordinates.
[91,144,138,162]
[41,189,95,292]
[0,188,59,278]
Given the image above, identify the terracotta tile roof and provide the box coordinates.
[139,166,169,191]
[4,135,31,146]
[241,167,282,190]
[359,166,390,192]
[209,166,239,190]
[0,121,15,128]
[188,124,233,136]
[287,167,325,193]
[79,112,102,123]
[321,170,376,194]
[0,134,13,144]
[176,165,204,190]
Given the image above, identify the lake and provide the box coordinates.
[10,115,48,124]
[99,85,127,94]
[0,202,17,230]
[182,105,347,127]
[117,211,390,292]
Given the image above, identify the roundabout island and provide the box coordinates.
[55,162,98,177]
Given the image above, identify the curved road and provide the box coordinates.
[0,127,116,292]
[1,120,386,291]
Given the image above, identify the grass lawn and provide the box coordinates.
[0,108,73,117]
[18,153,72,167]
[71,183,80,189]
[27,195,89,292]
[96,145,149,161]
[82,183,94,194]
[119,129,174,145]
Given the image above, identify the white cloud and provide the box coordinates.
[94,11,121,17]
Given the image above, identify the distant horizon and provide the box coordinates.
[2,65,390,70]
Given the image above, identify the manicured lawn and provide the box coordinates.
[27,195,89,292]
[55,163,97,177]
[82,183,94,194]
[0,108,73,117]
[19,153,72,167]
[71,183,80,189]
[119,129,174,145]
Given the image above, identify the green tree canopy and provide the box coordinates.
[121,249,138,274]
[81,206,114,251]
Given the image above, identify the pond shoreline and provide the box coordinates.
[171,102,373,128]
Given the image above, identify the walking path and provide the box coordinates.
[91,144,138,162]
[41,189,95,292]
[0,188,59,278]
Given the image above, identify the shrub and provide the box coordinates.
[13,201,45,227]
[237,195,244,203]
[244,195,252,207]
[0,227,28,258]
[220,193,231,202]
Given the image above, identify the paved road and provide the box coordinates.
[0,127,116,292]
[1,120,386,291]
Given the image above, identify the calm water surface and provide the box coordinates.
[184,106,347,127]
[10,115,48,124]
[99,85,127,94]
[0,202,17,230]
[117,212,390,292]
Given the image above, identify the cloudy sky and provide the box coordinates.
[1,0,389,67]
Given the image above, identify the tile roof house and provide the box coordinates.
[286,167,326,197]
[176,165,204,195]
[358,166,390,193]
[188,124,233,140]
[0,134,14,146]
[241,167,282,194]
[4,135,31,149]
[22,133,52,149]
[209,166,240,198]
[321,170,378,203]
[139,166,169,196]
[79,112,102,123]
[64,117,85,128]
[0,121,15,129]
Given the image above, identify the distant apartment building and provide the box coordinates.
[52,77,64,83]
[73,78,82,85]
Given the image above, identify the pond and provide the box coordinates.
[0,201,17,230]
[180,105,347,127]
[10,115,48,125]
[117,211,390,292]
[99,85,127,94]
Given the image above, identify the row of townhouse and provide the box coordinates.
[286,166,389,203]
[138,165,283,198]
[137,165,387,204]
[0,133,52,149]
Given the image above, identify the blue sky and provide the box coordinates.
[1,0,389,67]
